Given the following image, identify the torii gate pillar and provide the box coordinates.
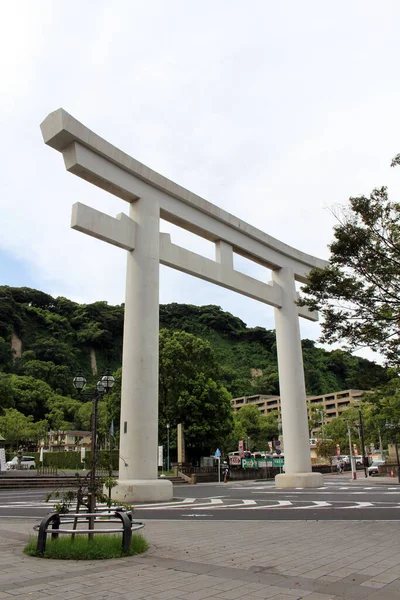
[115,196,173,501]
[273,267,322,488]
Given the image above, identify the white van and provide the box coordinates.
[6,456,36,470]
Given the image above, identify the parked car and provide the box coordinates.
[368,460,385,476]
[6,456,36,470]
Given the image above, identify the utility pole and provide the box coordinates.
[348,423,356,480]
[319,410,325,439]
[378,427,383,456]
[358,407,368,478]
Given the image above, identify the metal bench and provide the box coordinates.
[34,508,144,555]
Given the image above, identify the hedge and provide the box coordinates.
[27,450,120,470]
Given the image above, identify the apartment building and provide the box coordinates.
[39,430,91,452]
[231,389,366,422]
[232,394,280,415]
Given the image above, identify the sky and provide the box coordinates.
[1,0,400,361]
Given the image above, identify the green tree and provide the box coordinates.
[300,160,400,365]
[158,329,234,456]
[159,329,218,425]
[8,375,55,421]
[16,359,75,396]
[315,439,337,467]
[45,395,82,430]
[176,374,233,456]
[0,373,14,412]
[324,418,348,453]
[308,404,324,437]
[233,405,279,451]
[0,408,38,449]
[0,336,13,371]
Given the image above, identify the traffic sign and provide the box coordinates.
[275,440,281,446]
[214,448,221,457]
[273,457,284,467]
[276,449,282,455]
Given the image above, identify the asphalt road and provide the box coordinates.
[1,477,400,521]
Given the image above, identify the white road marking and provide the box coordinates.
[240,500,293,510]
[338,502,375,509]
[292,501,332,510]
[133,497,196,508]
[195,499,257,510]
[150,498,224,511]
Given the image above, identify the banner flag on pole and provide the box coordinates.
[110,420,114,437]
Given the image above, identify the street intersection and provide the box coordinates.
[1,476,400,521]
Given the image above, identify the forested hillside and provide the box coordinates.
[0,285,389,403]
[0,285,391,454]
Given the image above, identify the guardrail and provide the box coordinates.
[34,508,144,555]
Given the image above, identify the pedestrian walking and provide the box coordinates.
[223,463,229,483]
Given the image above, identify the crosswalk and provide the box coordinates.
[132,497,400,511]
[0,482,399,515]
[1,495,400,513]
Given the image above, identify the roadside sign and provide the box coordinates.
[256,459,267,468]
[238,440,244,457]
[242,458,256,469]
[229,456,241,466]
[214,448,221,458]
[273,457,284,467]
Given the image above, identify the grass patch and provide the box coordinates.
[24,533,148,560]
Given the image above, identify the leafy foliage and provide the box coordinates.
[0,285,392,455]
[230,405,279,451]
[0,408,48,447]
[315,439,337,464]
[300,163,400,365]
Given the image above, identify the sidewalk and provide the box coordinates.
[1,516,400,600]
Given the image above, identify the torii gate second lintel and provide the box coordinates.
[41,109,328,500]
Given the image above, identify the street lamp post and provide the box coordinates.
[385,420,400,484]
[166,424,170,473]
[73,369,115,538]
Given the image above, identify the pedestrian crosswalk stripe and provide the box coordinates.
[292,501,331,509]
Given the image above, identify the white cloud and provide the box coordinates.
[0,0,399,359]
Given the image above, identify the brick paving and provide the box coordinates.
[0,518,399,599]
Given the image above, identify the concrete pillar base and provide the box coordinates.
[111,479,173,503]
[275,472,324,488]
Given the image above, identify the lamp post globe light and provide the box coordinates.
[72,368,115,534]
[101,368,115,392]
[72,371,87,392]
[385,419,400,483]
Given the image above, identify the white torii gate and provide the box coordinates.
[41,109,328,501]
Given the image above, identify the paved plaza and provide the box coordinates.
[1,512,400,600]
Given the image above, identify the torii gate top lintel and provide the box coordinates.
[40,108,328,284]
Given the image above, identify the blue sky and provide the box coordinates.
[0,250,37,289]
[1,0,399,358]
